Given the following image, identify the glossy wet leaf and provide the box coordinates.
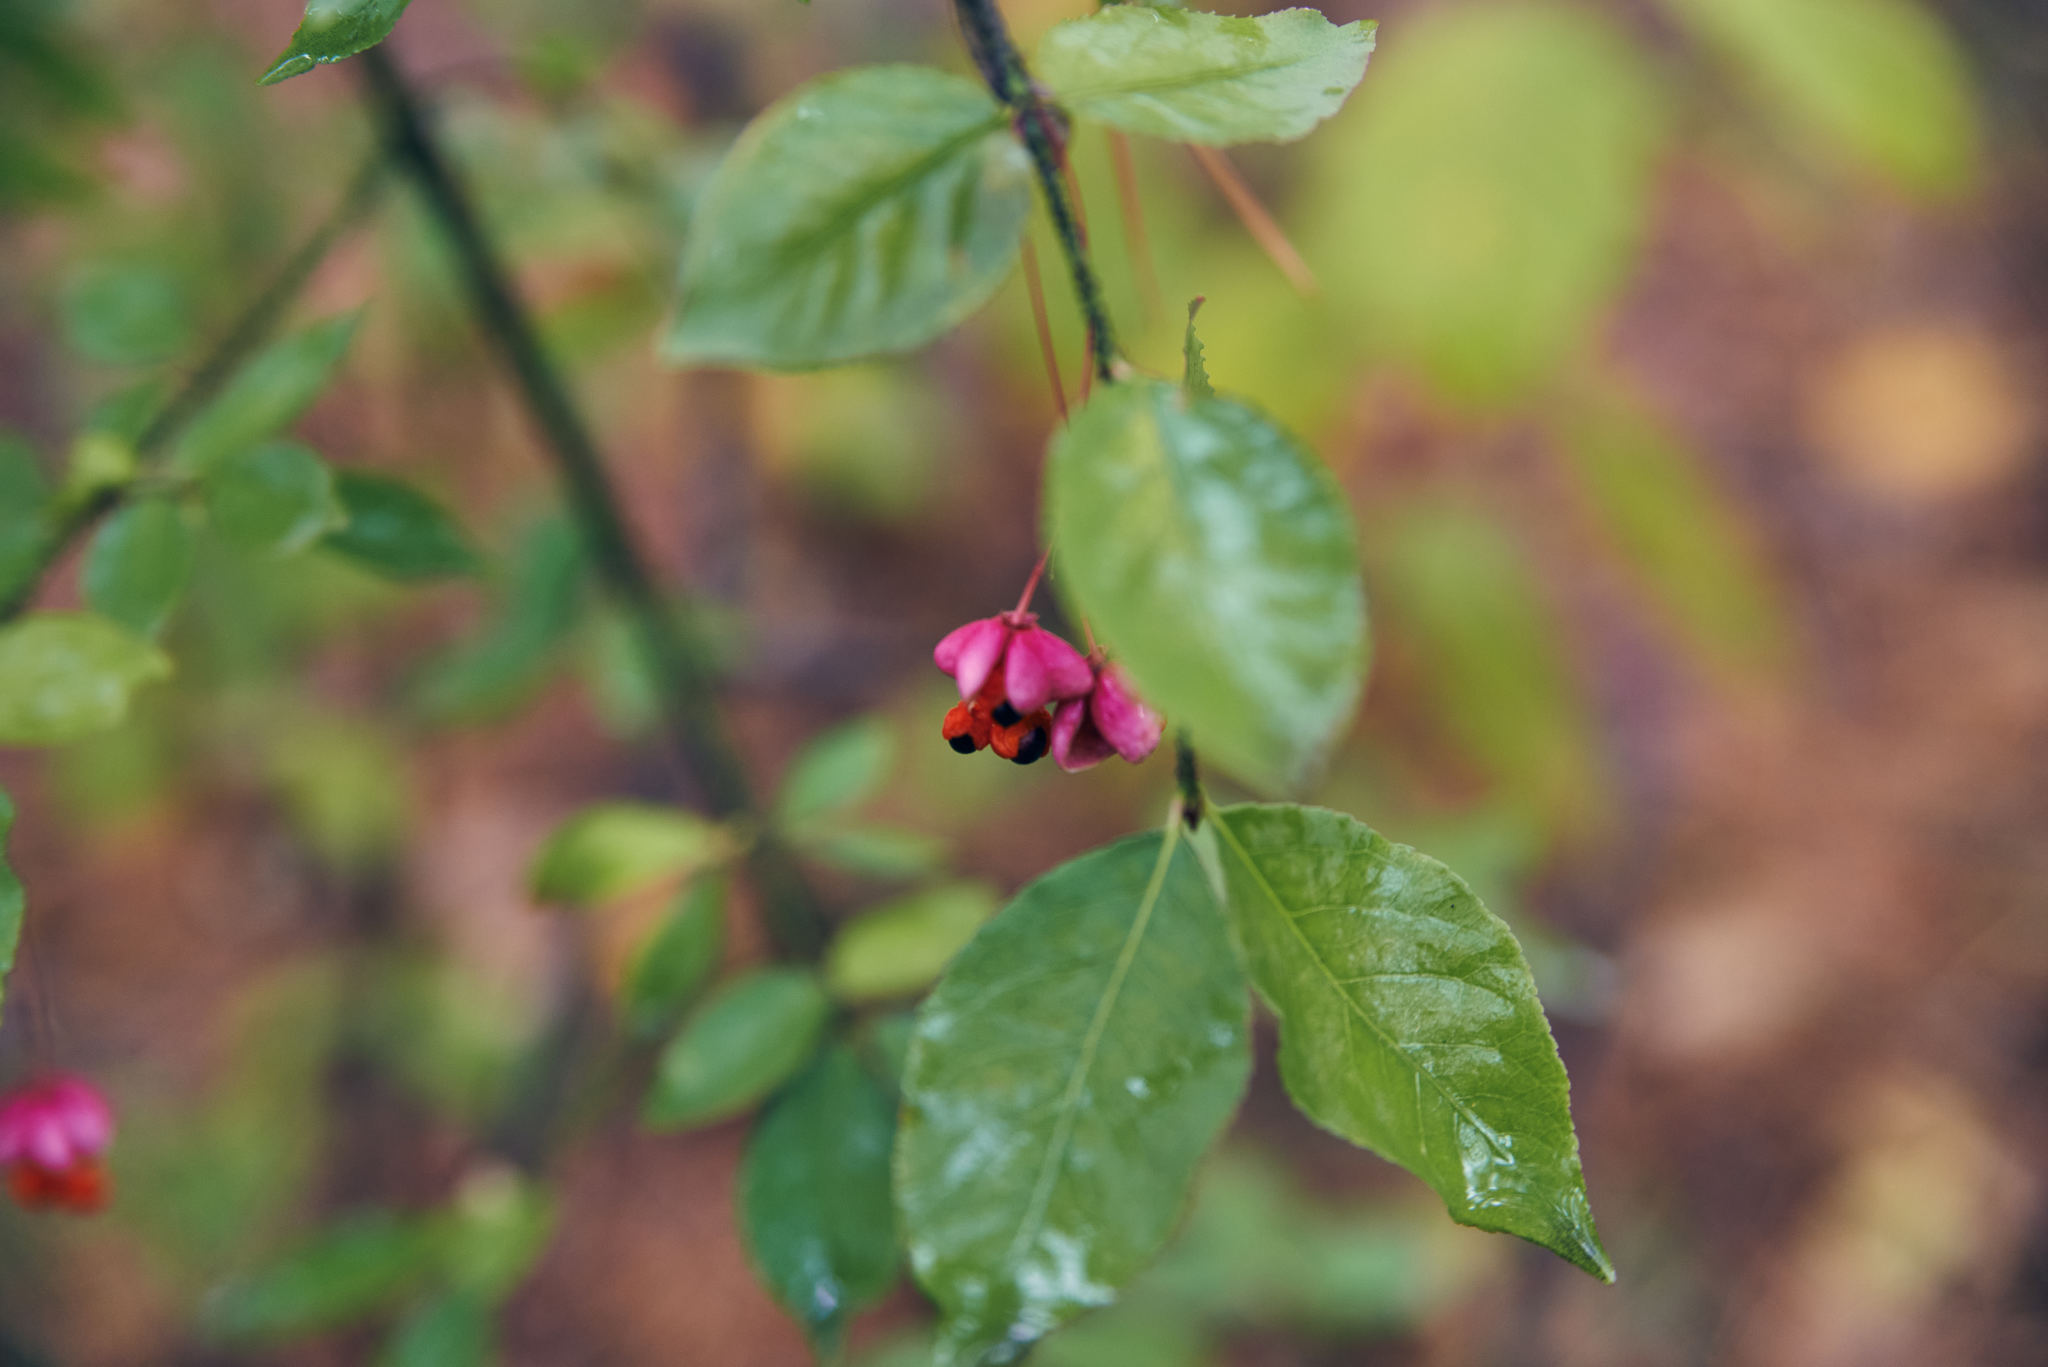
[897,827,1251,1363]
[643,968,831,1130]
[0,436,52,608]
[1304,4,1665,404]
[205,1209,444,1342]
[777,716,895,826]
[260,0,414,86]
[528,802,731,907]
[1206,803,1610,1280]
[1659,0,1978,199]
[1045,379,1366,793]
[0,613,171,746]
[381,1293,490,1367]
[322,471,480,581]
[665,66,1031,369]
[825,881,996,1004]
[173,312,360,472]
[1038,7,1374,145]
[203,441,344,556]
[741,1043,901,1350]
[622,875,727,1039]
[0,789,21,1017]
[82,496,194,637]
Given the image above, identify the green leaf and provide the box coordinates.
[0,613,171,746]
[260,0,415,86]
[381,1292,491,1367]
[777,717,896,826]
[63,430,135,505]
[664,65,1032,369]
[1037,7,1375,145]
[1304,4,1666,404]
[1658,0,1978,199]
[862,1010,917,1091]
[1372,504,1603,834]
[441,1167,556,1301]
[1045,379,1366,793]
[61,261,191,367]
[622,875,728,1039]
[411,516,584,723]
[322,471,480,581]
[643,968,831,1131]
[205,1209,444,1342]
[740,1043,901,1350]
[798,824,949,880]
[203,440,345,556]
[1560,389,1787,676]
[528,802,731,907]
[0,789,22,1019]
[1205,803,1610,1280]
[82,496,195,637]
[897,827,1251,1363]
[825,882,996,1004]
[1181,299,1212,399]
[173,312,360,472]
[0,435,54,608]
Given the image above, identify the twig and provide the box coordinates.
[1175,731,1203,829]
[0,154,389,623]
[953,0,1117,381]
[358,48,827,963]
[952,0,1211,814]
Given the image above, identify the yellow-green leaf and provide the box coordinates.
[1038,7,1375,145]
[824,882,996,1004]
[528,802,730,907]
[0,613,171,746]
[664,66,1030,370]
[1659,0,1979,199]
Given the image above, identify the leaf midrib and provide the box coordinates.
[706,111,1010,289]
[1212,813,1511,1164]
[1056,51,1334,111]
[1003,824,1183,1268]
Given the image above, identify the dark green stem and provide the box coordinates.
[0,154,388,623]
[1174,730,1203,828]
[359,48,826,961]
[952,0,1117,381]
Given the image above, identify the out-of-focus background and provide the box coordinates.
[3,0,2046,1362]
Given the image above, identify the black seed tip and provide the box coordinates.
[948,732,979,754]
[1010,727,1049,765]
[991,701,1021,727]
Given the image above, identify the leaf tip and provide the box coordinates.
[258,51,317,86]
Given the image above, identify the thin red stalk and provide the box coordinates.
[1107,131,1161,322]
[1019,237,1068,421]
[1188,144,1317,297]
[1014,550,1050,616]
